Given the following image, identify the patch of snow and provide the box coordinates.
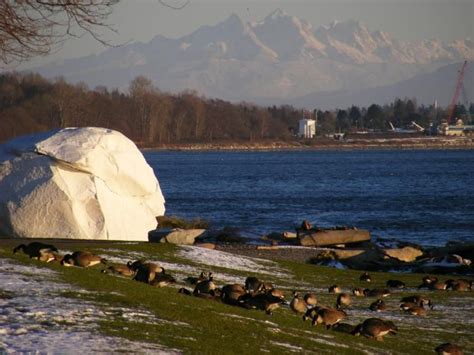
[178,246,291,278]
[0,258,179,353]
[270,341,303,352]
[98,250,244,285]
[308,336,350,348]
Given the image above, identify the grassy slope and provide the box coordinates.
[1,241,472,354]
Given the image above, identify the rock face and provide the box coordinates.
[0,127,165,241]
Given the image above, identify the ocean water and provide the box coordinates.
[145,150,474,246]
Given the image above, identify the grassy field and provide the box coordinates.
[1,239,473,354]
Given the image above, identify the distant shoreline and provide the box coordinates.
[141,136,474,151]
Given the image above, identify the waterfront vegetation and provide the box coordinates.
[1,72,473,146]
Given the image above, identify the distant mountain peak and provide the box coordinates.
[30,9,474,109]
[220,13,245,28]
[266,8,288,20]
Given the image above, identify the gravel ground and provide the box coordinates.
[215,243,323,263]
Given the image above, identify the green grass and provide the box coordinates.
[1,240,473,354]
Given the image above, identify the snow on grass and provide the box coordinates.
[213,312,279,328]
[0,258,180,353]
[178,246,291,278]
[98,250,244,286]
[98,247,291,286]
[270,341,303,352]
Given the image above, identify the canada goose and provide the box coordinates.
[245,276,264,293]
[386,279,405,289]
[184,271,206,285]
[400,303,427,316]
[61,251,106,267]
[352,287,367,297]
[435,342,463,355]
[352,318,397,341]
[302,306,320,321]
[37,250,62,263]
[328,285,341,294]
[312,308,347,329]
[447,279,472,292]
[365,288,391,298]
[369,299,387,312]
[332,323,355,334]
[400,295,433,309]
[304,293,318,308]
[267,288,285,299]
[194,273,216,294]
[13,242,58,259]
[360,272,372,282]
[239,292,285,315]
[150,269,176,288]
[102,264,135,277]
[128,260,163,284]
[221,284,247,305]
[336,293,351,310]
[290,292,308,314]
[419,275,438,288]
[429,281,447,291]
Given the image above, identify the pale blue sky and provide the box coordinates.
[13,0,474,69]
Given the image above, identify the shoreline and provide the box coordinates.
[140,136,474,151]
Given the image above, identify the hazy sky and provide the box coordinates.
[12,0,474,69]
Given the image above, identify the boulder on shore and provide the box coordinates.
[149,228,207,245]
[298,229,371,247]
[0,127,165,241]
[384,246,423,262]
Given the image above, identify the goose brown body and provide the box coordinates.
[435,343,464,355]
[352,318,397,341]
[290,292,308,314]
[61,251,106,267]
[221,284,247,304]
[303,293,318,307]
[370,299,387,312]
[312,308,347,329]
[128,260,163,284]
[336,293,351,309]
[102,264,135,277]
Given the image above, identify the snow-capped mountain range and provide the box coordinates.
[32,9,474,109]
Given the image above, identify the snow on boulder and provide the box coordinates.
[0,127,165,241]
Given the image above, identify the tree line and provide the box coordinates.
[0,72,472,144]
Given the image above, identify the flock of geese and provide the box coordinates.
[12,242,472,354]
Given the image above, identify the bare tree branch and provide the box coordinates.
[158,0,190,10]
[0,0,119,65]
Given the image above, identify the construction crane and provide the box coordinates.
[461,78,472,122]
[446,60,468,124]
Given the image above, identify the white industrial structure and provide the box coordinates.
[298,118,316,138]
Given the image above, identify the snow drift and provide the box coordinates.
[0,127,165,241]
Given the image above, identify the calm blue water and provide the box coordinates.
[145,150,474,246]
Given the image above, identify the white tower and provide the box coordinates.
[298,119,316,138]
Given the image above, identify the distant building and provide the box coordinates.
[440,118,474,136]
[298,118,316,138]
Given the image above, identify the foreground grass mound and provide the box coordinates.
[0,240,473,354]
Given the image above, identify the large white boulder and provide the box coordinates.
[0,127,165,241]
